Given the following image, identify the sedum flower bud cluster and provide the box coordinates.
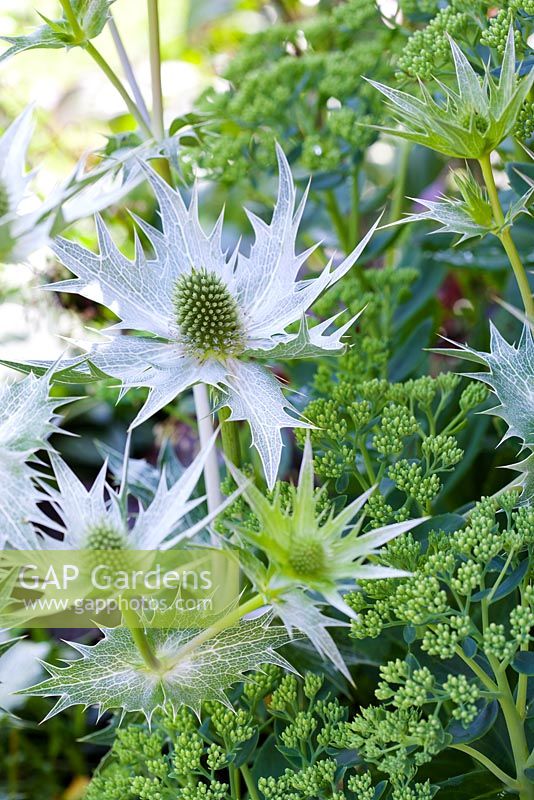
[297,350,485,521]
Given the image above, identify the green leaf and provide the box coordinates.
[0,357,110,385]
[448,701,499,745]
[22,614,292,721]
[72,0,115,39]
[512,652,534,675]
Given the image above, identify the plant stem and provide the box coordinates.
[122,605,162,671]
[241,764,260,800]
[84,41,154,138]
[478,154,534,320]
[147,0,165,140]
[326,190,349,252]
[385,140,411,268]
[58,0,84,38]
[59,0,153,138]
[451,744,518,790]
[193,384,222,515]
[108,14,151,128]
[219,405,241,468]
[495,668,533,800]
[168,594,266,666]
[348,164,360,249]
[230,766,241,800]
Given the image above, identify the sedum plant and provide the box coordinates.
[347,493,534,799]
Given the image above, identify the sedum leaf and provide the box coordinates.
[22,613,292,721]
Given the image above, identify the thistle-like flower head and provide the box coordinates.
[47,146,378,487]
[36,435,229,551]
[0,372,62,549]
[227,438,425,618]
[0,106,53,263]
[369,27,534,159]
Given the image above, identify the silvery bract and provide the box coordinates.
[0,106,53,264]
[46,146,378,487]
[439,322,534,501]
[22,613,292,721]
[0,372,62,549]
[35,434,235,550]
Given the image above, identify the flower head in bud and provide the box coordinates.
[226,437,426,677]
[85,523,127,551]
[35,434,225,552]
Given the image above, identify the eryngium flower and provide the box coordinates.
[368,27,534,159]
[0,107,53,264]
[0,372,63,548]
[35,435,232,551]
[46,146,377,487]
[225,438,425,676]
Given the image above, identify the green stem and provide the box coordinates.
[230,766,241,800]
[495,668,533,800]
[241,764,260,800]
[479,154,533,320]
[59,0,153,137]
[169,594,266,666]
[326,190,349,252]
[58,0,84,39]
[348,164,360,249]
[451,744,518,790]
[84,41,154,138]
[147,0,165,139]
[219,405,241,468]
[386,140,411,268]
[122,605,161,671]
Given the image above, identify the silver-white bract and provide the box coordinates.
[0,106,52,263]
[47,146,378,488]
[35,435,233,550]
[0,372,62,549]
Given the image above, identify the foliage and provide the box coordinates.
[0,0,532,798]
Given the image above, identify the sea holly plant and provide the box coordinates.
[37,147,378,489]
[439,322,534,501]
[220,438,426,677]
[20,613,294,721]
[371,26,534,319]
[0,2,533,799]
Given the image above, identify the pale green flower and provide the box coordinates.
[43,146,377,488]
[369,27,534,159]
[226,438,425,676]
